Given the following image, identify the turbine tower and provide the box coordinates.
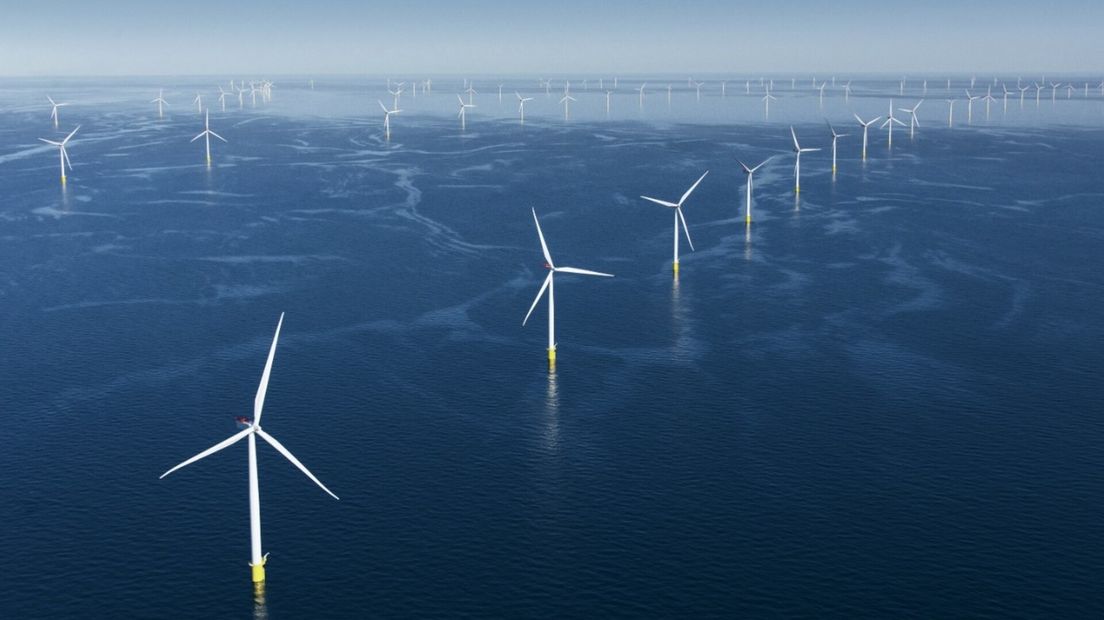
[639,171,709,275]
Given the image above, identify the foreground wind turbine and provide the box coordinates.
[639,171,709,274]
[853,113,881,161]
[160,313,339,585]
[38,125,79,185]
[191,110,227,165]
[880,100,906,147]
[151,89,169,118]
[523,209,613,365]
[378,100,401,140]
[739,157,772,225]
[790,127,820,193]
[516,92,533,124]
[47,95,69,127]
[898,100,923,139]
[826,121,848,174]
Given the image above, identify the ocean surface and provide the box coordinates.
[2,75,1104,618]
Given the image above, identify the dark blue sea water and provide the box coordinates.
[2,76,1104,618]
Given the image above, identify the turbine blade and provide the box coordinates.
[554,267,614,277]
[253,313,285,425]
[523,272,553,326]
[159,427,252,479]
[62,147,72,171]
[640,195,678,208]
[531,208,554,267]
[63,125,80,144]
[210,131,227,142]
[191,132,205,142]
[678,171,709,206]
[677,207,694,251]
[39,138,61,146]
[256,428,339,500]
[379,100,389,113]
[790,126,800,150]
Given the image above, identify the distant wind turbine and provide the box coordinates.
[378,100,401,140]
[559,94,576,121]
[790,126,820,193]
[38,125,79,185]
[639,171,709,275]
[193,93,203,114]
[151,89,170,118]
[946,98,955,127]
[762,88,777,120]
[457,94,475,130]
[853,113,882,161]
[898,100,923,139]
[826,121,848,174]
[47,95,69,128]
[191,110,227,165]
[880,100,907,147]
[516,92,533,124]
[965,89,980,124]
[739,157,772,225]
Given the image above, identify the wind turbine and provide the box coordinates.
[694,81,704,102]
[965,89,980,124]
[880,100,906,147]
[388,86,403,110]
[898,100,923,139]
[762,88,777,120]
[843,80,852,103]
[946,98,955,127]
[559,94,576,121]
[604,90,613,116]
[639,171,709,275]
[465,84,477,106]
[457,95,475,130]
[1001,84,1011,114]
[982,86,996,120]
[853,113,881,161]
[498,83,503,103]
[1049,81,1060,102]
[151,89,169,118]
[826,121,848,174]
[38,125,79,185]
[218,86,231,112]
[637,83,646,109]
[160,313,339,586]
[818,82,826,107]
[1017,85,1029,109]
[790,127,820,193]
[193,93,203,114]
[523,209,613,365]
[739,157,772,225]
[516,92,533,124]
[378,100,401,140]
[47,95,69,128]
[191,110,227,165]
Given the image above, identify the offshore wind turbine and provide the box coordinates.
[880,100,906,147]
[982,87,996,120]
[218,86,231,112]
[946,98,956,127]
[517,92,533,124]
[151,89,170,118]
[965,89,980,124]
[1017,85,1029,109]
[193,93,203,114]
[457,95,475,130]
[843,80,852,103]
[637,83,646,109]
[604,90,613,116]
[523,209,613,365]
[38,125,79,185]
[559,94,576,121]
[160,313,339,586]
[898,100,923,139]
[853,113,881,161]
[790,127,820,193]
[465,84,477,105]
[762,88,777,120]
[388,86,403,110]
[191,110,227,165]
[739,157,772,225]
[47,95,69,127]
[378,100,401,140]
[639,171,709,275]
[826,121,848,174]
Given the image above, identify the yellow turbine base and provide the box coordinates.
[250,557,267,583]
[673,261,679,274]
[547,348,556,363]
[61,176,67,185]
[794,186,800,193]
[832,165,837,173]
[206,155,211,165]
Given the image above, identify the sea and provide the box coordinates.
[2,75,1103,618]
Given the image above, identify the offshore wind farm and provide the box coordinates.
[3,1,1104,618]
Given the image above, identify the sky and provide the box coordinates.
[2,0,1102,76]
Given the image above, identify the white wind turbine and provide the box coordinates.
[637,83,646,109]
[388,86,403,110]
[457,94,475,130]
[818,82,827,107]
[762,88,777,120]
[844,80,853,103]
[694,81,704,102]
[516,92,533,124]
[218,87,231,112]
[604,90,613,116]
[853,113,881,161]
[160,314,339,586]
[898,100,923,139]
[191,110,227,165]
[739,157,772,225]
[38,125,79,185]
[790,127,820,193]
[465,84,477,106]
[639,171,709,275]
[559,93,576,121]
[1017,85,1029,109]
[880,100,906,147]
[378,100,401,140]
[1001,84,1011,114]
[523,209,614,365]
[47,95,69,128]
[946,98,955,127]
[151,89,170,118]
[498,83,503,103]
[965,89,980,124]
[826,121,848,174]
[982,86,996,120]
[193,93,203,114]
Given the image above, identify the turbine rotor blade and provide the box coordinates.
[253,313,285,425]
[256,428,340,500]
[554,266,614,277]
[678,171,709,206]
[523,272,553,326]
[159,427,253,479]
[531,208,554,267]
[640,195,678,208]
[677,207,694,251]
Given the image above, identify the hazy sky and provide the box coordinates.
[2,0,1102,76]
